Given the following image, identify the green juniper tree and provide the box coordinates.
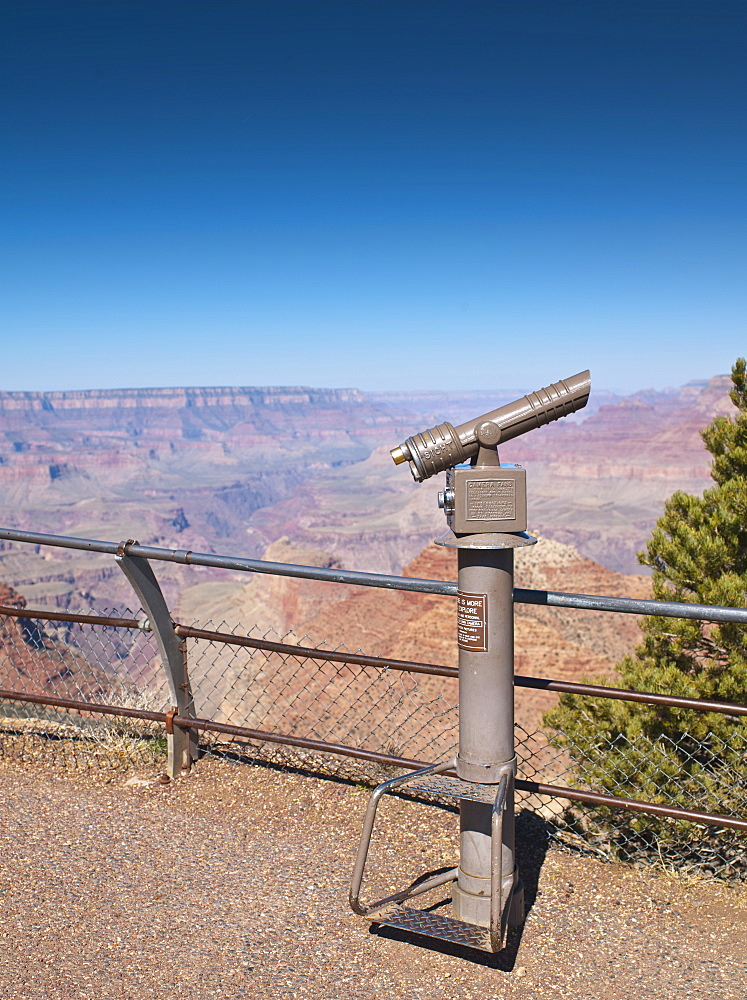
[544,358,747,871]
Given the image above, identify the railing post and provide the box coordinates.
[115,540,198,778]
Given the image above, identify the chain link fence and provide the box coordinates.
[513,725,747,882]
[0,607,168,771]
[1,605,745,881]
[184,620,460,770]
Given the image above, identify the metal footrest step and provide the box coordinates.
[404,772,498,804]
[350,759,508,953]
[372,906,493,952]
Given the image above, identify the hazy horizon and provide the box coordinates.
[0,370,732,399]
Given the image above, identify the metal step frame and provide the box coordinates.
[349,759,512,953]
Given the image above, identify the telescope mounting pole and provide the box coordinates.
[436,422,535,932]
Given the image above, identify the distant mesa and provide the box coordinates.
[0,374,732,613]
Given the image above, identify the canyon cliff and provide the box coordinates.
[0,374,733,620]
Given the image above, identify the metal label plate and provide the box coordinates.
[457,591,488,651]
[466,479,516,521]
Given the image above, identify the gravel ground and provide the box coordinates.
[0,756,745,1000]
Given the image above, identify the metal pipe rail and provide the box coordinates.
[0,603,146,630]
[2,606,746,719]
[1,686,746,834]
[3,527,747,624]
[174,624,747,718]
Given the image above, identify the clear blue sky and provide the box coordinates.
[2,1,745,394]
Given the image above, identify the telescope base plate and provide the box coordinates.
[435,529,537,550]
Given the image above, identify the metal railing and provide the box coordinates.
[5,526,747,622]
[1,526,746,880]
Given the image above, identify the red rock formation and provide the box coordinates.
[0,584,113,703]
[285,536,650,735]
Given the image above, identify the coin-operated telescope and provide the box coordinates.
[391,371,591,534]
[350,371,591,954]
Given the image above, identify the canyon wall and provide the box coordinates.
[0,373,735,620]
[0,372,738,746]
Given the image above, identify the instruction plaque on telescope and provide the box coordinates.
[457,592,488,652]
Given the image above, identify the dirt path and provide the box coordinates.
[0,758,745,999]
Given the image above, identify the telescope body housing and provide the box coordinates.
[391,370,591,482]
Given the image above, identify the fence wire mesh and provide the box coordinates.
[512,725,747,882]
[1,607,745,882]
[184,620,460,768]
[0,606,168,771]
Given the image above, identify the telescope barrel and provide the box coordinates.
[391,370,591,482]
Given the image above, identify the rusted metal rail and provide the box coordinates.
[1,686,746,834]
[3,607,746,718]
[512,673,747,717]
[175,623,747,718]
[173,624,460,678]
[0,688,165,723]
[0,604,144,630]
